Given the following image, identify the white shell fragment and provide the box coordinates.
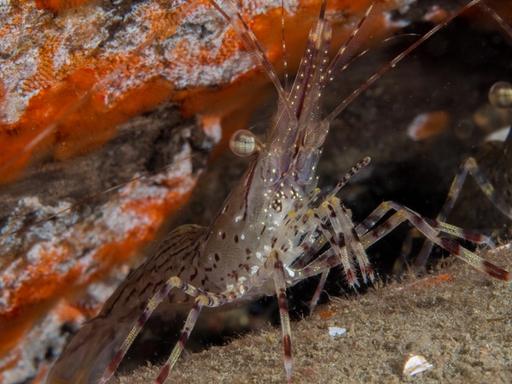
[403,355,433,377]
[328,326,347,338]
[485,126,511,142]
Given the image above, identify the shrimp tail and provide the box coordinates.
[46,316,132,384]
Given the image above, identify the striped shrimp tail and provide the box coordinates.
[46,316,132,384]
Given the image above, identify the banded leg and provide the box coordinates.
[315,196,374,284]
[295,208,496,280]
[328,197,374,283]
[308,269,329,313]
[155,300,204,384]
[308,197,374,312]
[273,252,293,383]
[414,157,508,269]
[288,237,329,314]
[99,276,205,384]
[207,0,290,113]
[308,157,373,312]
[154,290,240,384]
[294,221,386,282]
[328,156,371,198]
[316,219,358,288]
[356,200,494,247]
[310,202,373,296]
[293,207,509,284]
[293,214,413,283]
[357,201,510,280]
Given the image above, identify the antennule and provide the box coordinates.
[329,156,372,197]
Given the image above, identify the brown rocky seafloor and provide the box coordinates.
[113,253,512,384]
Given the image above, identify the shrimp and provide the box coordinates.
[399,3,512,271]
[403,81,512,271]
[47,1,511,383]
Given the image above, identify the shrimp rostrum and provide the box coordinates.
[47,1,510,383]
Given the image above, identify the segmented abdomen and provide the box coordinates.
[47,224,206,384]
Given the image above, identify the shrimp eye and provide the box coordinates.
[489,81,512,108]
[229,129,260,157]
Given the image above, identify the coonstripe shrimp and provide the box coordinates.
[399,4,512,271]
[47,1,511,383]
[401,81,512,271]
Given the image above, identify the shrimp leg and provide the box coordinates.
[154,288,244,384]
[100,276,238,383]
[273,252,294,383]
[155,300,204,384]
[308,269,330,313]
[294,201,509,308]
[413,157,510,269]
[358,201,509,280]
[154,251,295,384]
[308,158,373,311]
[308,195,374,312]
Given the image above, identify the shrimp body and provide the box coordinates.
[47,1,511,383]
[48,4,331,382]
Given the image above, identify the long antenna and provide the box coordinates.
[325,2,375,85]
[208,0,295,121]
[478,1,512,42]
[324,0,482,123]
[280,0,290,90]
